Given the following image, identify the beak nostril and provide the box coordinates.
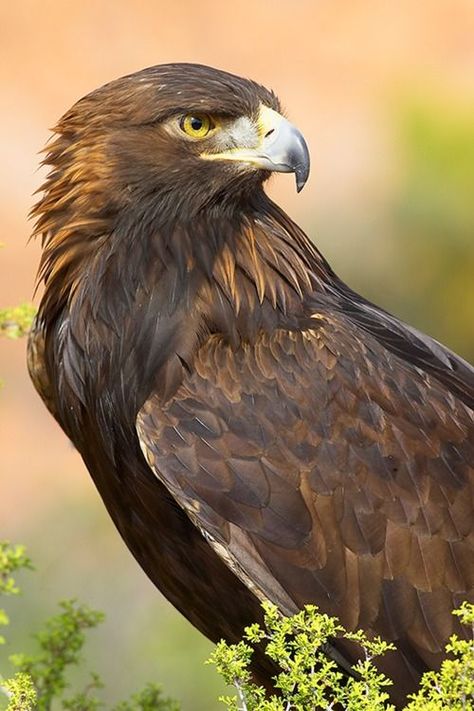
[264,129,275,139]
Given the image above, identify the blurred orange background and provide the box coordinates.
[1,2,474,708]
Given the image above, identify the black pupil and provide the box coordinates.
[190,116,203,131]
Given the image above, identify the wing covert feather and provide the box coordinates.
[137,313,474,659]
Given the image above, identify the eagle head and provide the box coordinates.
[37,63,310,237]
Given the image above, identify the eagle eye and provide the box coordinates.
[180,113,213,138]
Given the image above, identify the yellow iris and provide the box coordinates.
[180,113,212,138]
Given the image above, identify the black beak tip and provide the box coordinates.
[295,164,310,193]
[292,133,310,193]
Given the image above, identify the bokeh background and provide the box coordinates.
[1,1,474,708]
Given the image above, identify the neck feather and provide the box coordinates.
[35,187,334,328]
[33,190,336,416]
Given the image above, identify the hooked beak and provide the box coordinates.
[202,104,310,192]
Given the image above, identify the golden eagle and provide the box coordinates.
[28,64,474,707]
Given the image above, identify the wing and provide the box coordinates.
[316,284,474,410]
[137,309,474,689]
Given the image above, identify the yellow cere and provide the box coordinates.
[180,113,213,138]
[256,104,284,139]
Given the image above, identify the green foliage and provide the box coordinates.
[0,546,474,711]
[208,601,396,710]
[2,672,36,711]
[0,544,35,710]
[1,541,474,709]
[0,544,32,646]
[62,673,104,711]
[0,304,36,340]
[113,683,180,711]
[0,543,178,711]
[405,602,474,711]
[10,600,105,711]
[209,600,474,710]
[0,544,32,598]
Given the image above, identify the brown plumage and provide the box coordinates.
[28,63,474,707]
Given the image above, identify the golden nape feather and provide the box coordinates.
[28,63,474,708]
